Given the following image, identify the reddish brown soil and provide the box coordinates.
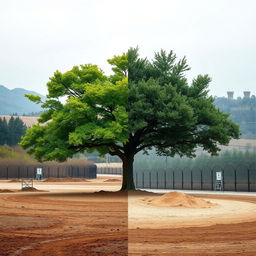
[42,177,90,182]
[20,187,47,192]
[129,193,256,256]
[0,190,127,256]
[104,178,121,182]
[0,189,14,193]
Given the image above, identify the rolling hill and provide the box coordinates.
[0,85,45,115]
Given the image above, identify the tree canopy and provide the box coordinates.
[20,48,240,190]
[0,117,27,146]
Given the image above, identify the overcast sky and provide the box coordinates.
[0,0,255,97]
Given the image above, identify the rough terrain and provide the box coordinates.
[0,176,127,256]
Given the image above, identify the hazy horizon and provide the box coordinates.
[1,0,255,97]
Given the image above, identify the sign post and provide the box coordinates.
[215,171,223,191]
[36,168,43,180]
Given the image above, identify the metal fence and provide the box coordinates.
[96,166,122,175]
[134,164,256,192]
[0,165,97,179]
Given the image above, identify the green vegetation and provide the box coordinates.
[0,117,27,146]
[20,48,239,190]
[0,145,36,164]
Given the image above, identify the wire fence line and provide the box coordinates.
[134,164,256,192]
[96,166,122,175]
[0,165,97,179]
[96,164,256,192]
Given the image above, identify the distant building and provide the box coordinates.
[243,91,251,99]
[227,91,234,99]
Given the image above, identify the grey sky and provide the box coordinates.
[0,0,255,97]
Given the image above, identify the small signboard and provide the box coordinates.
[216,171,222,181]
[36,168,42,175]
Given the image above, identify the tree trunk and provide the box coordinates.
[121,155,135,190]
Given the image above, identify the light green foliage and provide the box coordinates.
[20,61,128,162]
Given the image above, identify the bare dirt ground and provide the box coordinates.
[1,177,256,256]
[129,191,256,256]
[0,176,127,256]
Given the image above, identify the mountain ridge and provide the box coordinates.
[0,85,46,115]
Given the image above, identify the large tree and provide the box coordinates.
[20,49,239,190]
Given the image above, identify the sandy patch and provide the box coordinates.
[144,191,214,208]
[129,191,256,229]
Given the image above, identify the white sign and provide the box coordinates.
[36,168,42,175]
[216,171,222,181]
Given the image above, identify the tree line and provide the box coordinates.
[0,117,27,146]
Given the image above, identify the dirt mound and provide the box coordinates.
[20,187,47,192]
[8,179,21,183]
[0,189,14,193]
[145,192,214,208]
[43,177,90,182]
[104,178,121,182]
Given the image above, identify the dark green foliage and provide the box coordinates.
[128,48,240,158]
[0,117,27,146]
[0,118,8,145]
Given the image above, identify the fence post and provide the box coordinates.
[200,170,203,190]
[234,169,237,191]
[181,171,184,190]
[222,169,225,191]
[191,171,193,190]
[172,171,175,189]
[248,168,250,192]
[211,169,213,190]
[164,171,167,189]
